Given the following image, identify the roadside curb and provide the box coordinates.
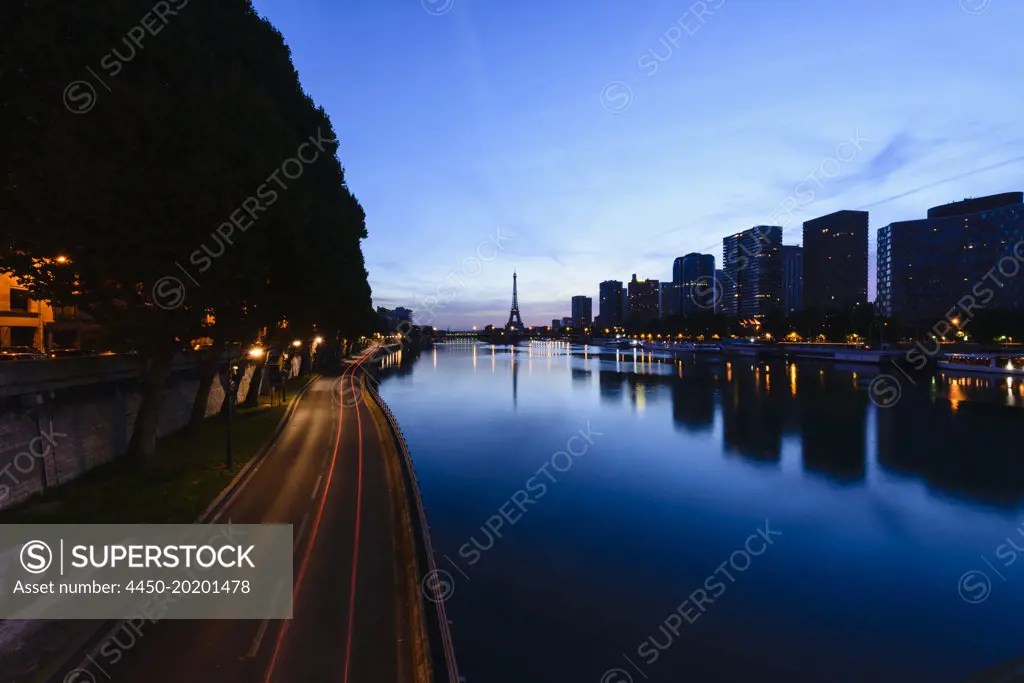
[33,373,319,683]
[364,380,462,683]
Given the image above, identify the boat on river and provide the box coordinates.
[938,352,1024,375]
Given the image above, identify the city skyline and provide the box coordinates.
[460,188,1024,330]
[251,0,1024,328]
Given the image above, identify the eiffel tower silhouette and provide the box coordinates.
[505,270,525,331]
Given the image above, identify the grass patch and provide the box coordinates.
[0,375,314,525]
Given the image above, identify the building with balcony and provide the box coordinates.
[722,226,783,317]
[0,273,53,350]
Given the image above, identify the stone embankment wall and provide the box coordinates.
[0,354,254,511]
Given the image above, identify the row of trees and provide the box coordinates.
[1,0,376,460]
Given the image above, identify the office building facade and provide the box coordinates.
[782,245,803,317]
[680,252,716,315]
[672,256,685,285]
[627,274,660,324]
[660,281,682,319]
[802,210,868,311]
[876,193,1024,320]
[714,269,725,315]
[571,296,593,329]
[599,280,625,327]
[722,226,783,317]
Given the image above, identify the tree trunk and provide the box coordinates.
[125,346,175,463]
[243,362,264,408]
[189,339,225,430]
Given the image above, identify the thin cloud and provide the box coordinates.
[855,156,1024,211]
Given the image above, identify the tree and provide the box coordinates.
[1,0,374,460]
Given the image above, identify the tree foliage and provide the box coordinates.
[1,0,374,459]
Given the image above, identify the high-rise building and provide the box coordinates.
[551,318,561,330]
[561,316,573,329]
[660,281,682,319]
[680,252,716,315]
[599,280,625,326]
[782,245,803,317]
[714,269,725,315]
[876,192,1024,320]
[627,274,659,324]
[672,256,686,284]
[571,296,593,328]
[802,210,868,311]
[722,226,783,317]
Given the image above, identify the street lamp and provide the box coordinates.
[248,346,264,359]
[225,361,243,469]
[292,340,302,348]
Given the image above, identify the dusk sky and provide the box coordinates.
[252,0,1024,329]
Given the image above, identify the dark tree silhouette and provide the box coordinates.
[1,0,375,460]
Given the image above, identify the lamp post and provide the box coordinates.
[226,361,238,470]
[226,352,241,471]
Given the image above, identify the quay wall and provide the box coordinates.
[0,355,254,511]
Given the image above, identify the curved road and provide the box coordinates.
[59,353,419,683]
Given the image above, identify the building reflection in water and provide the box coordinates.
[796,362,867,483]
[669,361,715,434]
[589,348,1024,507]
[876,375,1024,506]
[416,343,1024,508]
[571,368,592,388]
[598,366,626,406]
[720,360,785,464]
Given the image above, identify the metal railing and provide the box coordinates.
[364,379,463,683]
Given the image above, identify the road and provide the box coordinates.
[57,352,420,683]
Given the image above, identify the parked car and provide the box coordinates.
[0,346,48,361]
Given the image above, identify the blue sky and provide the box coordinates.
[252,0,1024,329]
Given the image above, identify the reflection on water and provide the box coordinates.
[376,341,1024,683]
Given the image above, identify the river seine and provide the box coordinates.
[377,341,1024,683]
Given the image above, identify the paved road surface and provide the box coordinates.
[58,356,418,683]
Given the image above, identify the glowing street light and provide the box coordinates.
[314,336,324,344]
[56,255,69,264]
[248,346,265,359]
[292,340,302,348]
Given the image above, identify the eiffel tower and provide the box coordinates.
[505,270,525,332]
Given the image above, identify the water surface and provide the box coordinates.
[377,342,1024,683]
